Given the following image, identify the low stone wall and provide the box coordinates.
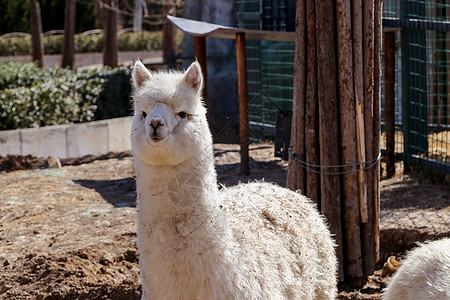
[0,51,162,68]
[0,117,133,159]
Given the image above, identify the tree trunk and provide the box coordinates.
[62,0,76,68]
[30,0,44,68]
[103,0,118,67]
[133,0,142,33]
[163,0,176,69]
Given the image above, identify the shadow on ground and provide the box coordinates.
[74,178,137,207]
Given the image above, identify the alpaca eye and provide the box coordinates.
[177,112,187,118]
[141,111,147,119]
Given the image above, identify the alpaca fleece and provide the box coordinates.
[383,238,450,300]
[130,60,338,300]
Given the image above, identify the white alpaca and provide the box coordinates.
[130,60,337,300]
[383,238,450,300]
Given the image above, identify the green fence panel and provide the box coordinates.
[237,0,449,174]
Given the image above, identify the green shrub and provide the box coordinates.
[0,31,175,56]
[0,36,31,56]
[74,33,104,53]
[0,61,131,130]
[43,34,64,54]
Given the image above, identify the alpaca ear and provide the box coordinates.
[183,61,203,93]
[132,60,151,89]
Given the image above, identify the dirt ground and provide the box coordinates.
[0,143,449,299]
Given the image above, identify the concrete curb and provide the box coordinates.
[0,51,162,68]
[0,117,133,158]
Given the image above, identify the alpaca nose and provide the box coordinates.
[150,117,164,129]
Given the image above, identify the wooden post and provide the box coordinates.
[30,0,44,68]
[384,32,396,178]
[163,0,176,69]
[236,32,249,176]
[362,0,376,278]
[315,0,344,283]
[372,0,382,267]
[103,0,118,67]
[336,0,363,285]
[352,0,368,226]
[305,0,319,206]
[133,0,142,33]
[62,0,76,68]
[287,0,306,192]
[194,36,208,108]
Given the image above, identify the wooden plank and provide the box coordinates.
[236,33,249,176]
[62,0,76,68]
[352,0,368,228]
[167,16,295,42]
[355,96,368,222]
[194,36,208,108]
[287,0,306,192]
[30,0,44,68]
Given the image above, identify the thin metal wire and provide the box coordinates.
[288,148,381,175]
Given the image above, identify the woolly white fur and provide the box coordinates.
[130,60,338,300]
[383,237,450,300]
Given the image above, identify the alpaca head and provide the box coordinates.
[130,60,211,166]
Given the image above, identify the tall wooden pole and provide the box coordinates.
[30,0,44,68]
[194,36,208,108]
[384,31,396,178]
[315,0,343,283]
[163,0,176,69]
[286,0,306,192]
[362,0,376,277]
[372,0,382,268]
[62,0,76,68]
[304,0,319,206]
[103,0,118,67]
[336,0,363,285]
[236,33,249,176]
[133,0,142,33]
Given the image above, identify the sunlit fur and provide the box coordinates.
[131,62,208,167]
[383,238,450,300]
[131,61,338,300]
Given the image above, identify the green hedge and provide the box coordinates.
[0,31,183,56]
[0,61,131,130]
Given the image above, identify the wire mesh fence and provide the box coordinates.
[382,0,449,174]
[236,0,449,175]
[236,0,295,141]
